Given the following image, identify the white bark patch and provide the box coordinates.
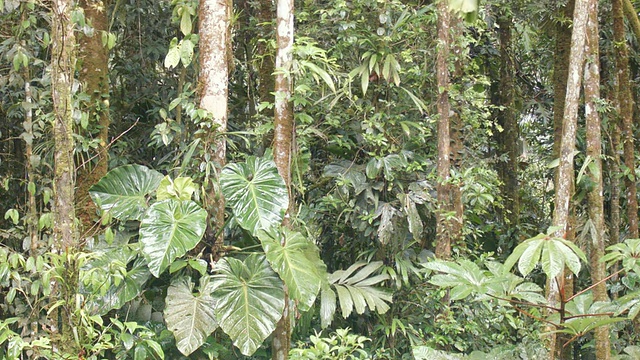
[198,0,229,130]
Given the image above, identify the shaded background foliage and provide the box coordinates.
[3,0,640,358]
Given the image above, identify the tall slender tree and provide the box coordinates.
[548,1,575,355]
[51,0,77,252]
[435,0,453,259]
[50,0,78,354]
[76,0,111,232]
[272,0,295,357]
[495,10,519,225]
[613,0,638,239]
[256,0,275,107]
[584,0,610,357]
[550,0,589,357]
[199,0,230,254]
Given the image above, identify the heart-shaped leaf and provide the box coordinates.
[220,157,288,234]
[165,277,218,356]
[258,227,326,311]
[210,254,284,356]
[90,165,163,221]
[139,199,207,277]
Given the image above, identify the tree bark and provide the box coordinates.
[550,0,589,358]
[450,16,464,249]
[623,0,640,42]
[76,0,111,234]
[613,0,639,239]
[495,13,519,226]
[24,79,39,255]
[51,0,78,354]
[52,0,77,253]
[584,1,611,357]
[272,0,295,358]
[553,0,575,167]
[256,0,275,108]
[435,0,452,259]
[548,1,574,355]
[199,0,230,256]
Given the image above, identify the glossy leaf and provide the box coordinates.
[504,233,585,279]
[258,227,326,311]
[320,283,337,328]
[403,194,423,241]
[139,199,207,277]
[328,261,392,318]
[210,254,285,356]
[90,165,163,221]
[82,242,150,315]
[603,238,640,273]
[165,277,218,356]
[91,259,149,315]
[156,176,196,201]
[220,157,288,234]
[376,203,399,245]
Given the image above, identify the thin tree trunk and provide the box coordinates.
[548,1,574,355]
[435,0,452,259]
[623,0,640,41]
[52,0,77,253]
[613,0,639,239]
[450,16,464,249]
[602,3,622,289]
[24,80,39,255]
[51,0,78,354]
[76,0,111,234]
[257,0,275,107]
[606,47,623,302]
[553,0,575,167]
[199,0,230,256]
[272,0,295,358]
[550,0,589,358]
[495,13,519,226]
[584,0,611,357]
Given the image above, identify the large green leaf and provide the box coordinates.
[90,259,149,315]
[139,199,207,277]
[258,227,327,311]
[210,254,285,356]
[156,176,196,201]
[220,157,288,234]
[504,232,585,279]
[82,242,150,315]
[328,261,392,319]
[89,165,164,221]
[320,283,337,328]
[165,277,218,356]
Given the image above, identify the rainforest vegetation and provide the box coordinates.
[3,0,640,359]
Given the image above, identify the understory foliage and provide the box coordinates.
[2,0,640,358]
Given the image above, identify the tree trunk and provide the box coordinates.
[257,0,275,108]
[553,0,574,168]
[548,1,574,355]
[495,13,519,226]
[623,0,640,42]
[24,79,39,255]
[272,0,295,358]
[435,0,452,259]
[450,16,464,249]
[76,0,111,234]
[613,0,639,239]
[584,0,610,357]
[550,0,589,358]
[51,0,78,354]
[199,0,230,256]
[51,0,77,253]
